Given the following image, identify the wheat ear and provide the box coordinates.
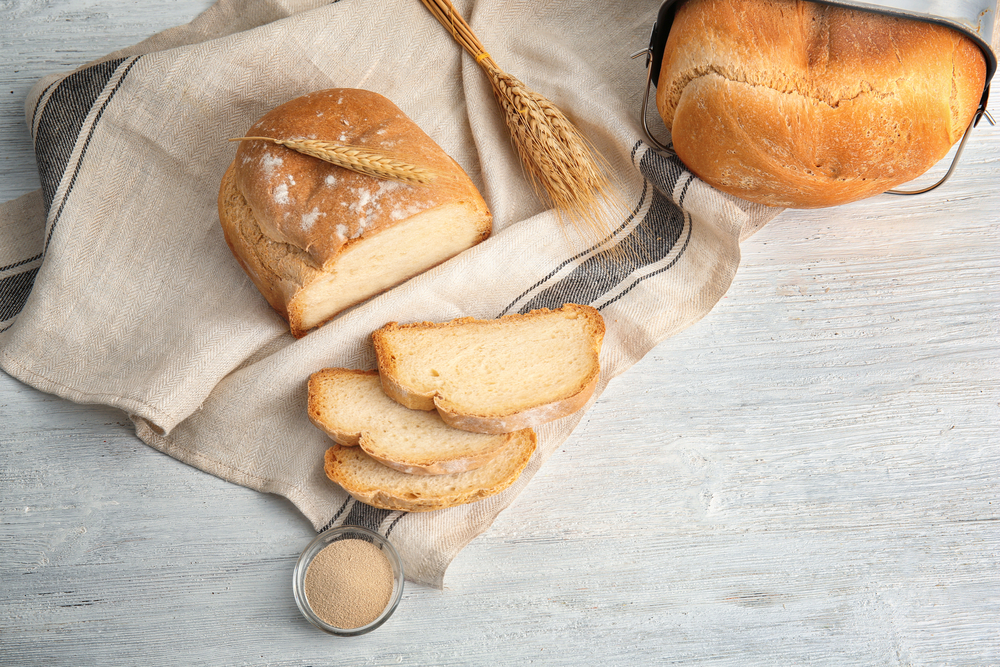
[419,0,620,240]
[229,137,435,184]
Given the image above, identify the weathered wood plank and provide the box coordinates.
[2,1,998,665]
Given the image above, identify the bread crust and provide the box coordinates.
[372,304,605,434]
[218,88,492,336]
[656,0,987,208]
[218,162,311,326]
[431,373,599,435]
[232,88,486,267]
[323,436,536,512]
[360,438,512,476]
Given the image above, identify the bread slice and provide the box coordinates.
[308,368,533,475]
[323,435,536,512]
[373,304,605,434]
[218,88,492,337]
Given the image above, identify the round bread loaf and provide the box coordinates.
[655,0,987,208]
[218,89,492,337]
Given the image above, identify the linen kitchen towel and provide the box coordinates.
[0,0,780,586]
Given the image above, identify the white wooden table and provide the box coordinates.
[2,2,998,664]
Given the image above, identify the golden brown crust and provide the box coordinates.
[219,162,315,329]
[432,371,600,434]
[306,368,371,447]
[232,88,484,268]
[656,0,987,208]
[363,445,500,476]
[323,434,536,512]
[372,304,605,433]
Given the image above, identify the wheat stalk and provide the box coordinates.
[228,136,435,184]
[419,0,620,240]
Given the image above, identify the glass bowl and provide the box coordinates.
[292,525,404,636]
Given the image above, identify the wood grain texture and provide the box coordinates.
[1,1,998,665]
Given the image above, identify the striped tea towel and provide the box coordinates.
[0,0,780,586]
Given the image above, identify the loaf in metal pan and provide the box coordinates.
[656,0,988,208]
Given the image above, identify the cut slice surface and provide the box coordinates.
[308,368,528,475]
[323,434,536,512]
[292,202,490,333]
[373,304,605,433]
